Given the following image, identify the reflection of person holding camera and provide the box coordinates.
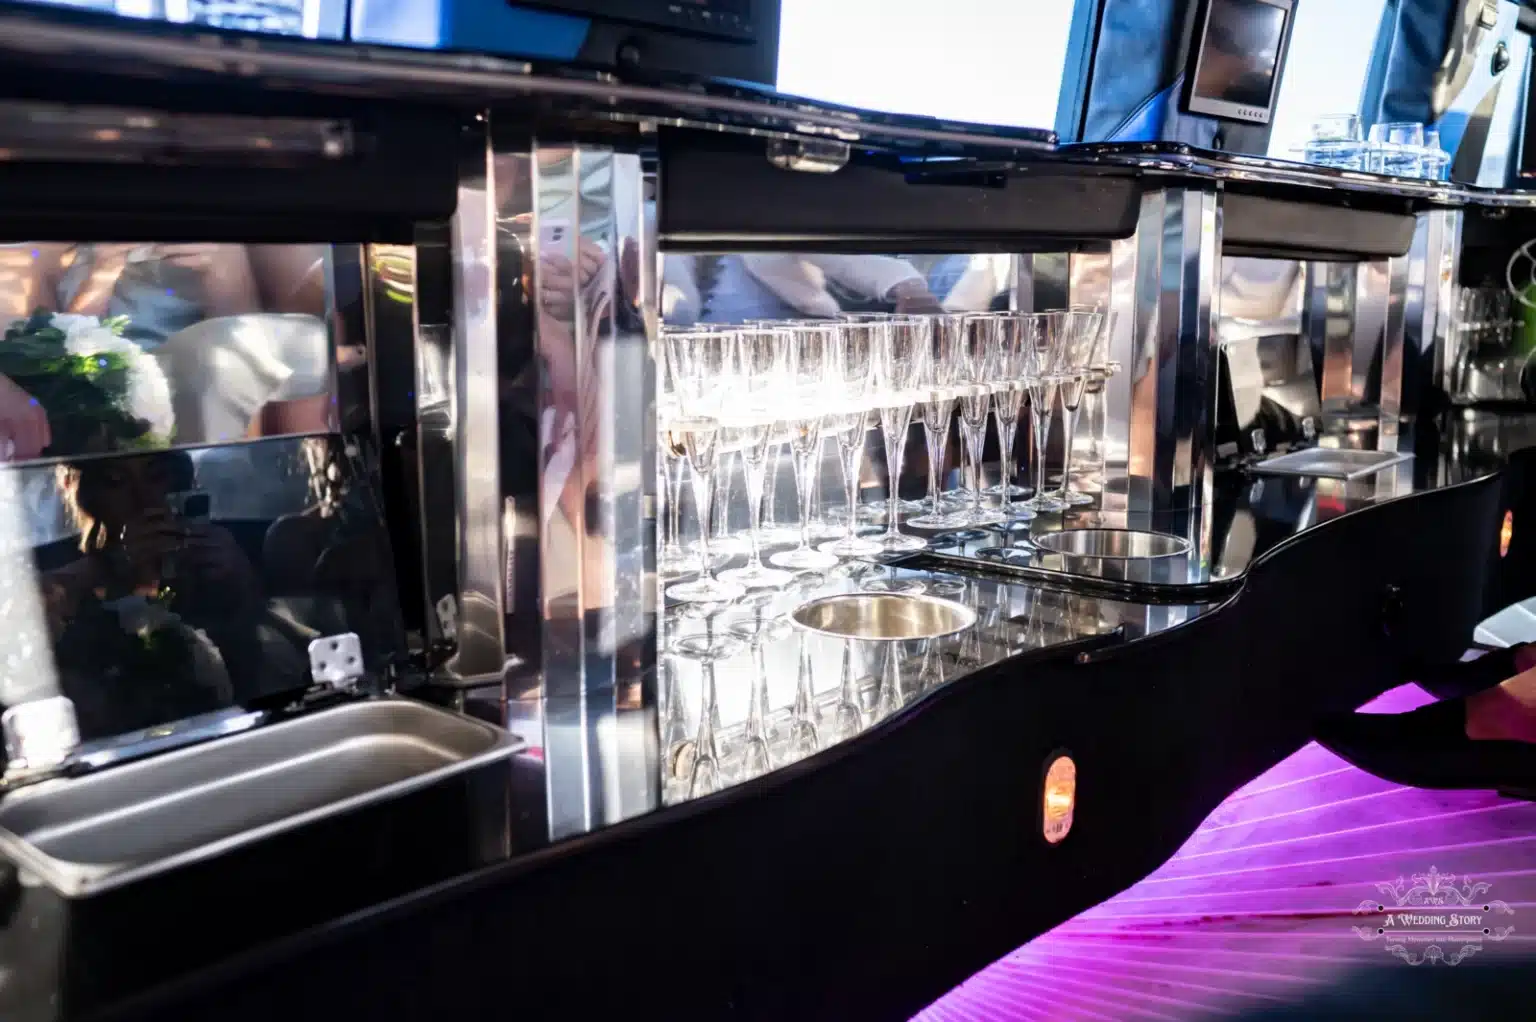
[40,450,266,738]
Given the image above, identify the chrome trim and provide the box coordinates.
[1417,210,1465,403]
[524,141,656,839]
[1066,248,1128,512]
[1309,249,1412,443]
[1378,248,1412,447]
[1123,188,1222,513]
[443,125,507,685]
[1307,260,1357,413]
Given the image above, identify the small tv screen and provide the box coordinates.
[1186,0,1293,124]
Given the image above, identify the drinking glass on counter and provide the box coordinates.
[664,330,745,604]
[872,316,930,553]
[1298,115,1450,181]
[1303,114,1365,171]
[955,315,1004,527]
[988,312,1033,524]
[717,326,793,590]
[1054,308,1107,506]
[820,321,884,558]
[1368,121,1426,178]
[770,323,840,571]
[910,314,966,530]
[1022,313,1069,514]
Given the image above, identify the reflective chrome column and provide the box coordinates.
[1409,209,1463,411]
[443,125,509,686]
[503,135,659,837]
[1307,247,1414,446]
[1082,189,1222,514]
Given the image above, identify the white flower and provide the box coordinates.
[57,314,175,443]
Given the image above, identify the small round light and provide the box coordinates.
[1042,753,1076,845]
[1500,511,1514,559]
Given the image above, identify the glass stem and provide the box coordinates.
[746,640,768,740]
[763,446,782,531]
[690,465,717,581]
[881,418,906,538]
[743,457,767,568]
[923,423,942,514]
[664,455,684,556]
[1059,404,1081,498]
[1032,406,1051,500]
[996,415,1017,511]
[794,446,817,552]
[714,456,732,539]
[965,423,986,518]
[840,422,865,540]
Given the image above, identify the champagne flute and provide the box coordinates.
[1054,309,1106,506]
[772,323,839,570]
[989,313,1035,524]
[820,321,883,558]
[719,327,794,589]
[787,637,822,761]
[873,316,929,553]
[956,316,1003,526]
[664,330,747,603]
[1022,313,1069,514]
[910,313,965,530]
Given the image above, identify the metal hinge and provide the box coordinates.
[1,696,79,775]
[307,633,367,693]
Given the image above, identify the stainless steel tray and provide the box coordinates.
[0,697,523,897]
[1250,447,1412,480]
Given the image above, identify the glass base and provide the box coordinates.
[996,502,1037,522]
[868,498,926,515]
[757,524,803,546]
[659,547,701,578]
[925,578,969,599]
[875,531,927,554]
[725,614,792,643]
[982,483,1028,498]
[819,534,885,558]
[719,562,794,589]
[907,511,967,530]
[960,506,1007,526]
[708,533,752,556]
[985,518,1036,538]
[770,545,840,570]
[864,577,927,595]
[975,546,1036,566]
[667,633,745,661]
[1023,493,1068,514]
[932,528,991,546]
[808,518,845,540]
[824,504,883,526]
[1059,488,1095,506]
[666,576,746,604]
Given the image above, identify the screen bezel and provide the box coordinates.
[1181,0,1297,126]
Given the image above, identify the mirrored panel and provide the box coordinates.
[0,434,404,742]
[0,243,346,466]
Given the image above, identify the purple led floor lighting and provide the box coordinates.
[916,684,1536,1021]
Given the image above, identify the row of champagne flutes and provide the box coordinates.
[657,309,1110,605]
[660,570,1090,802]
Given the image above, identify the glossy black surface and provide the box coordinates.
[925,430,1498,596]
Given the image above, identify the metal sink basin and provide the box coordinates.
[0,697,521,898]
[0,697,523,1020]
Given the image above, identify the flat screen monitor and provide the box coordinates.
[1183,0,1295,125]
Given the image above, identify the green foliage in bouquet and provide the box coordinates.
[0,310,161,455]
